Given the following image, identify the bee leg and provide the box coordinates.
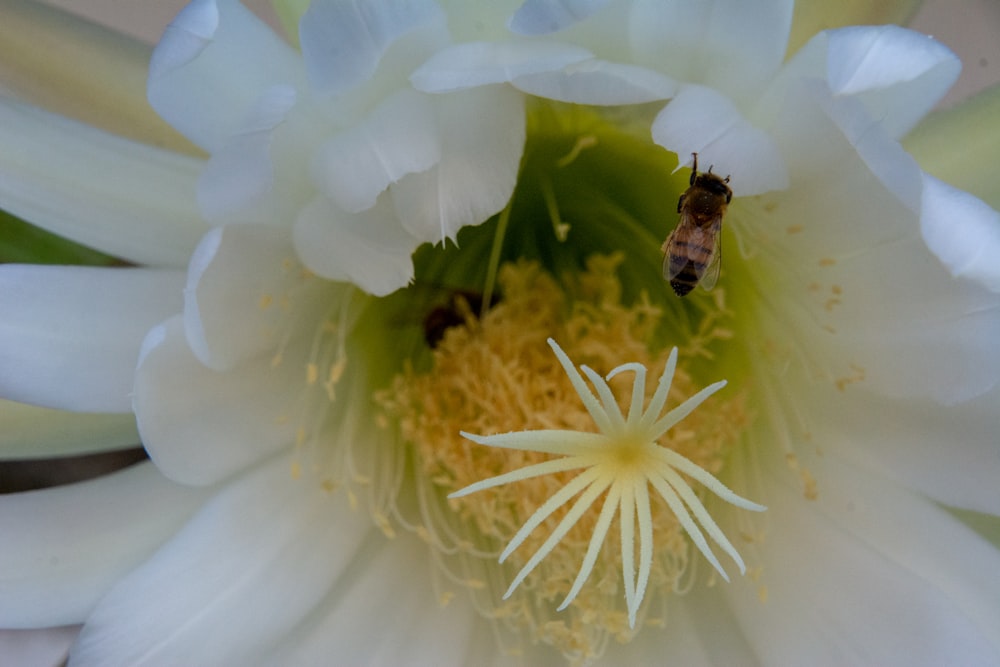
[690,152,699,184]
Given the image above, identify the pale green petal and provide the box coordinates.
[0,399,138,460]
[787,0,923,56]
[0,0,199,155]
[0,98,207,266]
[903,84,1000,209]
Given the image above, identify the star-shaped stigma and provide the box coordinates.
[450,338,766,627]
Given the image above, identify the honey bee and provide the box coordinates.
[662,153,732,296]
[422,290,500,348]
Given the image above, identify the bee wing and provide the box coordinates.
[697,219,723,292]
[662,225,694,281]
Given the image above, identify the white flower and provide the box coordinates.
[148,0,526,296]
[2,0,1000,665]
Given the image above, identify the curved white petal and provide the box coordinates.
[0,400,138,460]
[312,89,441,214]
[148,0,304,152]
[0,98,206,267]
[134,316,299,486]
[293,195,418,296]
[508,0,611,35]
[263,536,479,665]
[300,0,448,94]
[0,2,198,155]
[391,86,524,243]
[0,462,207,628]
[183,225,341,371]
[410,41,594,93]
[806,385,1000,515]
[807,86,924,212]
[745,86,1000,404]
[196,84,298,224]
[770,26,960,141]
[753,228,1000,405]
[920,174,1000,293]
[824,26,960,139]
[628,0,794,101]
[0,265,184,413]
[725,450,1000,664]
[512,59,677,105]
[761,75,923,224]
[70,456,374,666]
[759,68,922,209]
[652,85,788,196]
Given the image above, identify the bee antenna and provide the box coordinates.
[724,175,731,183]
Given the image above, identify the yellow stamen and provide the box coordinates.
[452,339,766,627]
[379,257,756,659]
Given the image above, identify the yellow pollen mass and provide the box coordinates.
[379,257,758,660]
[453,338,766,629]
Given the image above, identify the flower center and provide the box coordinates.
[377,255,751,661]
[326,102,767,661]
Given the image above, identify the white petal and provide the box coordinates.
[0,462,207,628]
[813,88,924,211]
[70,456,373,666]
[509,0,611,35]
[920,174,1000,293]
[263,536,479,665]
[767,26,960,142]
[134,316,299,486]
[824,26,960,139]
[725,450,1000,664]
[391,86,524,243]
[652,85,788,196]
[760,77,923,239]
[312,89,441,214]
[746,95,1000,404]
[410,41,593,93]
[148,0,304,152]
[512,59,677,105]
[0,400,138,459]
[183,225,340,371]
[628,0,794,101]
[807,384,1000,515]
[299,0,447,95]
[761,232,1000,405]
[196,84,299,224]
[293,195,418,296]
[0,265,184,413]
[0,98,206,267]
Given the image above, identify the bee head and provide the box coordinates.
[694,170,733,201]
[688,153,733,203]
